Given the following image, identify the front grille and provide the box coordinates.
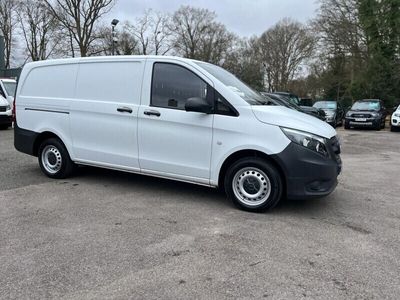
[0,106,7,112]
[351,113,371,118]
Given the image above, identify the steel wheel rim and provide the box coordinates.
[232,167,271,207]
[41,145,62,174]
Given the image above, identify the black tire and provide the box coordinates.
[0,124,9,130]
[38,138,76,179]
[224,157,283,212]
[375,123,381,131]
[381,119,386,129]
[344,122,350,129]
[391,125,398,132]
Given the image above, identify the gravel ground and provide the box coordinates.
[0,127,399,299]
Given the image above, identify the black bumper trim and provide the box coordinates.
[271,142,341,200]
[14,123,39,156]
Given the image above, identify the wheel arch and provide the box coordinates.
[33,131,70,157]
[217,149,287,196]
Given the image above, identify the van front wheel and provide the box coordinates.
[224,158,283,212]
[38,138,75,179]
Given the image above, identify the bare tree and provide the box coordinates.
[44,0,115,57]
[223,37,265,90]
[97,23,139,55]
[198,22,235,64]
[313,0,367,100]
[151,11,171,55]
[258,18,315,91]
[125,9,171,55]
[315,0,365,56]
[169,6,214,59]
[17,0,59,61]
[0,0,18,68]
[169,6,235,64]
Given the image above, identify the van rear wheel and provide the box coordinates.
[224,157,283,212]
[38,138,75,179]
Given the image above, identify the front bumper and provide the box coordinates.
[0,114,12,125]
[345,117,380,128]
[271,140,341,200]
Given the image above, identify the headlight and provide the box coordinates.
[281,127,329,157]
[395,113,400,117]
[346,111,351,117]
[6,105,11,110]
[325,111,335,116]
[371,112,379,117]
[325,112,335,120]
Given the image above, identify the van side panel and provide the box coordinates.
[20,64,77,100]
[70,60,145,169]
[16,64,78,157]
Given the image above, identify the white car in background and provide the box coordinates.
[391,105,400,132]
[0,78,17,105]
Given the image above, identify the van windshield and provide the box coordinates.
[195,62,267,105]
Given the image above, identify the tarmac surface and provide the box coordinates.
[1,127,399,299]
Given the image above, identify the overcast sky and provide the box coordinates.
[109,0,319,37]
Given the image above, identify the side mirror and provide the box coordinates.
[185,97,212,114]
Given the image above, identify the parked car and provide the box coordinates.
[0,94,12,130]
[262,93,326,122]
[261,92,303,112]
[345,99,387,130]
[300,98,313,107]
[313,100,345,128]
[273,92,326,120]
[0,78,17,105]
[391,104,400,132]
[14,56,341,212]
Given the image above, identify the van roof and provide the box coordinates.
[24,55,200,68]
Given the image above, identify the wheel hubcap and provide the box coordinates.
[232,167,271,207]
[41,145,62,174]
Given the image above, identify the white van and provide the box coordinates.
[14,56,341,212]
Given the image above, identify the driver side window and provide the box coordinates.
[151,63,209,110]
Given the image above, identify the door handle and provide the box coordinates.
[117,107,133,113]
[144,110,161,117]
